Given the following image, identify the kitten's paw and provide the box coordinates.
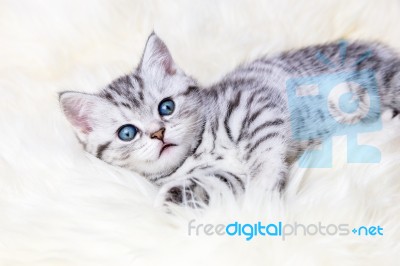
[155,179,209,208]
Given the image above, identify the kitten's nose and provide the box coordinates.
[151,127,165,141]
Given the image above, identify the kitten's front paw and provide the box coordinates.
[156,179,209,208]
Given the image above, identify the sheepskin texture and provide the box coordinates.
[1,0,400,265]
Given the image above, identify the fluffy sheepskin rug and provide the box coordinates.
[0,0,399,265]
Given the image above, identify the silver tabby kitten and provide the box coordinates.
[60,33,400,207]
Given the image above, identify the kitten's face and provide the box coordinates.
[60,34,204,179]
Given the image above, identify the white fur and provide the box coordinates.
[0,0,399,265]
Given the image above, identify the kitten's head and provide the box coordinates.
[60,33,204,179]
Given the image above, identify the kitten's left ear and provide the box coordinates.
[59,91,105,135]
[138,32,178,75]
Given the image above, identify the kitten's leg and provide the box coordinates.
[155,168,246,207]
[156,178,210,208]
[242,137,289,193]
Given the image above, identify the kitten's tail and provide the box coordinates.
[378,58,400,116]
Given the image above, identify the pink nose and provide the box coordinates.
[151,127,165,141]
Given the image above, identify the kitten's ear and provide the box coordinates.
[59,91,102,135]
[138,33,177,75]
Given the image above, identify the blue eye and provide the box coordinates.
[118,124,137,141]
[158,99,175,116]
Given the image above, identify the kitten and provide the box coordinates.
[60,33,400,207]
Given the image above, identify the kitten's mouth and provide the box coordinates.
[159,143,177,156]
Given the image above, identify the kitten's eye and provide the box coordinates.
[158,99,175,116]
[118,124,137,141]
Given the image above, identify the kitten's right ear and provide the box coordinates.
[59,91,101,135]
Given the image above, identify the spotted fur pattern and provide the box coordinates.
[60,33,400,207]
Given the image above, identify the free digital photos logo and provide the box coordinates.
[286,40,382,168]
[188,219,384,241]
